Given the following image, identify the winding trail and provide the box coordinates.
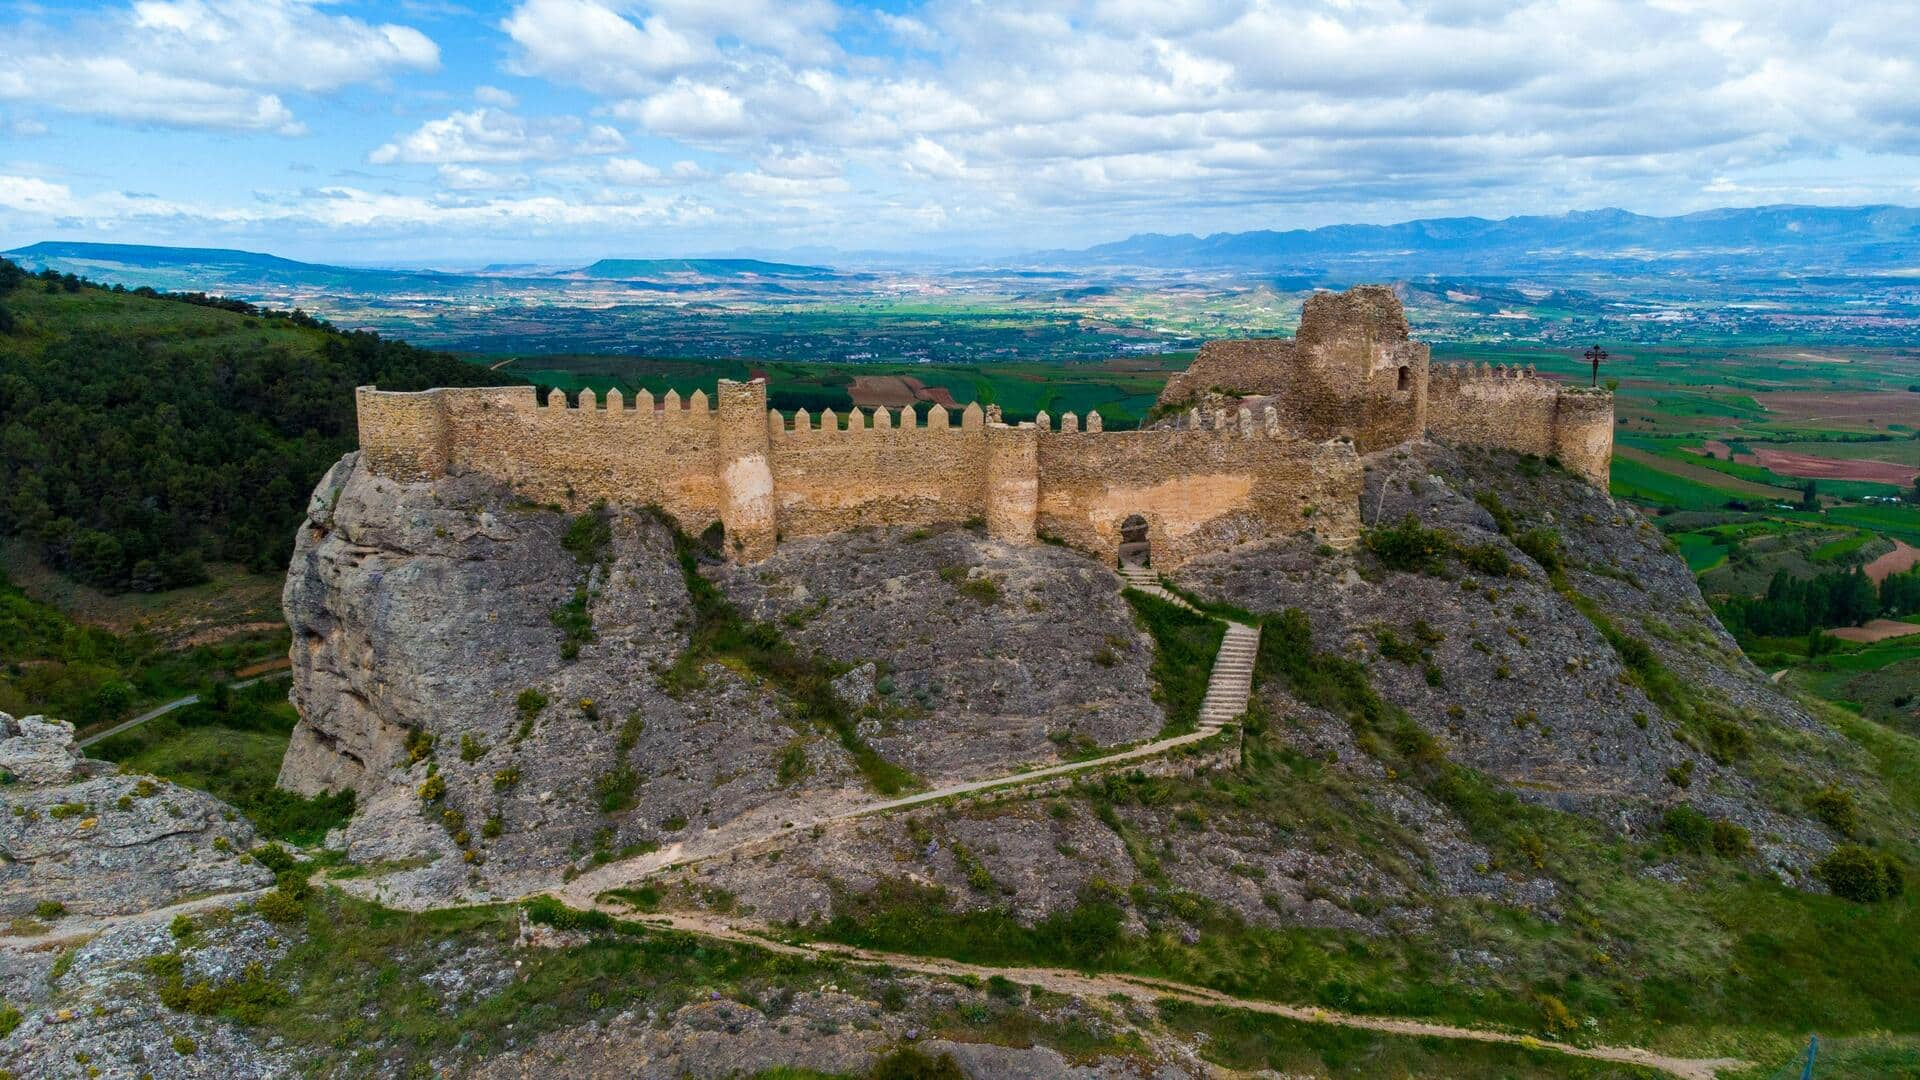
[599,909,1747,1080]
[77,669,292,750]
[558,567,1260,905]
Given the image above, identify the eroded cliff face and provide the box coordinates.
[279,452,1171,903]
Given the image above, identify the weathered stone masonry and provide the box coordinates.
[354,286,1612,568]
[356,381,1363,569]
[1158,284,1612,486]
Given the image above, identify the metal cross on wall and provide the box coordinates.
[1583,345,1609,388]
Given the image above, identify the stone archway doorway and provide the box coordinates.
[1118,513,1150,568]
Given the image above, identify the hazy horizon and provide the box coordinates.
[4,1,1919,262]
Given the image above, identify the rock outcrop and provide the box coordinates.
[279,453,1171,903]
[0,713,269,918]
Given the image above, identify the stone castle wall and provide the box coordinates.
[357,382,1363,568]
[1156,286,1611,478]
[355,285,1612,565]
[1424,363,1613,487]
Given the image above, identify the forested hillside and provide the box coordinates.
[0,258,519,591]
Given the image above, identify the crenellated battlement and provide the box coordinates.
[357,377,1363,569]
[355,285,1609,567]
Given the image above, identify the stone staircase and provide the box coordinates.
[1117,565,1261,728]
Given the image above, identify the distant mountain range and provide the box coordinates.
[0,242,841,293]
[8,205,1920,293]
[1052,205,1920,275]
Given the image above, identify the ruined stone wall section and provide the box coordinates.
[1425,364,1614,487]
[1035,422,1363,570]
[767,403,991,540]
[1550,387,1616,489]
[1159,338,1295,407]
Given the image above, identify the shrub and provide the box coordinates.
[516,688,549,722]
[405,728,434,765]
[561,503,613,565]
[776,741,810,786]
[1711,819,1752,858]
[482,812,504,839]
[417,773,445,802]
[172,1034,198,1056]
[1515,528,1564,574]
[1375,629,1422,664]
[1364,515,1453,573]
[616,713,645,754]
[524,896,612,932]
[32,901,65,920]
[255,888,305,924]
[1816,844,1904,903]
[1461,542,1513,577]
[459,734,487,762]
[493,767,521,791]
[1475,490,1516,536]
[551,588,596,659]
[1810,785,1859,837]
[0,1004,19,1039]
[869,1047,965,1079]
[938,565,1001,604]
[594,765,639,814]
[1665,760,1695,788]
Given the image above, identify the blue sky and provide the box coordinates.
[1,0,1917,263]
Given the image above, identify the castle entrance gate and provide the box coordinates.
[1118,514,1150,567]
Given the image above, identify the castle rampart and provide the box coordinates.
[356,381,1362,569]
[353,285,1609,567]
[1157,286,1612,485]
[1423,363,1613,487]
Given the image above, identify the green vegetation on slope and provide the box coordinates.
[0,568,285,732]
[91,679,352,845]
[0,258,522,591]
[650,509,919,795]
[809,590,1920,1074]
[1122,588,1226,734]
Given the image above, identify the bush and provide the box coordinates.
[1661,805,1712,851]
[868,1047,964,1080]
[1711,819,1751,858]
[594,765,639,814]
[561,503,613,565]
[524,896,612,932]
[1816,845,1904,903]
[1810,785,1859,837]
[1461,542,1513,577]
[516,688,549,722]
[32,901,66,920]
[254,888,305,924]
[1364,515,1454,573]
[1515,527,1564,574]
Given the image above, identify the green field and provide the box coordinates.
[480,354,1179,428]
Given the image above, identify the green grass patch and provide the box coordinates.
[1122,589,1225,734]
[91,680,352,845]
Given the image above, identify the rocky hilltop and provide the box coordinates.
[4,435,1901,1078]
[278,451,1172,903]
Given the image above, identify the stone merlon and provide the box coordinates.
[354,286,1611,568]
